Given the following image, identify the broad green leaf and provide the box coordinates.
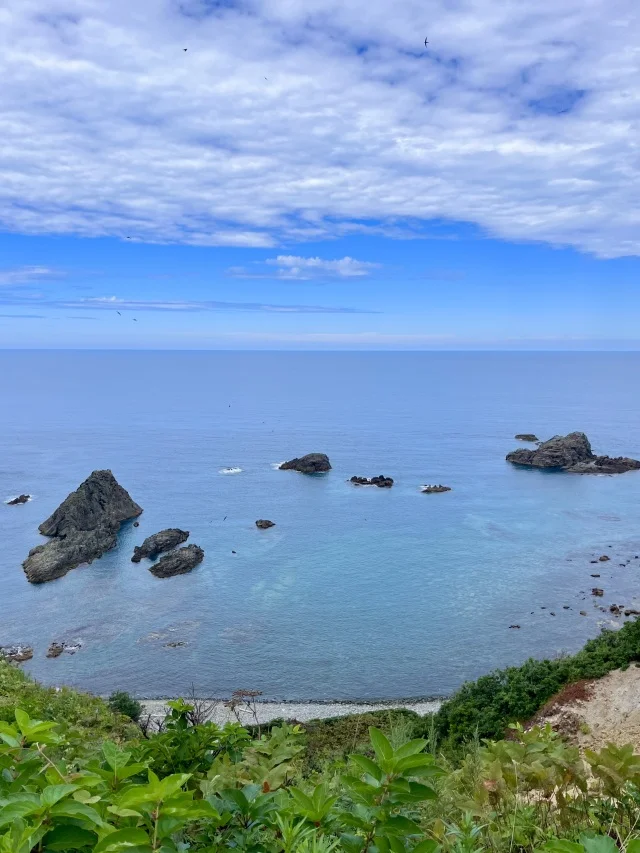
[580,837,618,853]
[94,827,152,853]
[413,840,439,853]
[543,842,585,853]
[43,824,98,850]
[388,836,406,853]
[50,799,104,827]
[381,815,423,836]
[369,727,393,762]
[351,754,384,782]
[290,787,314,811]
[108,805,144,818]
[41,784,79,808]
[14,709,30,733]
[394,739,428,760]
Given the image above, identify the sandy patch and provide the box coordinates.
[536,666,640,751]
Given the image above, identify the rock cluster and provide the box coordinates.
[255,519,275,529]
[506,432,640,474]
[514,434,539,442]
[350,475,394,488]
[7,494,30,505]
[280,453,331,473]
[421,484,452,493]
[0,645,33,663]
[22,471,142,584]
[132,529,189,562]
[149,545,204,578]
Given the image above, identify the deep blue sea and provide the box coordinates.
[1,351,640,699]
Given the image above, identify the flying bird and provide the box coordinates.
[133,318,138,322]
[184,48,187,51]
[424,36,428,47]
[117,311,121,316]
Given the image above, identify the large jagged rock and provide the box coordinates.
[279,453,331,474]
[7,494,31,505]
[39,470,142,536]
[132,528,189,562]
[22,470,142,584]
[0,645,33,663]
[149,545,204,578]
[506,432,640,474]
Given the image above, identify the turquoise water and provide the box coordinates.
[1,351,640,699]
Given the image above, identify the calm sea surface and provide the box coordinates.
[1,351,640,699]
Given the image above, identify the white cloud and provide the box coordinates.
[0,0,639,256]
[0,266,59,285]
[58,296,369,313]
[230,255,381,279]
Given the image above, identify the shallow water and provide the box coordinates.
[1,351,639,699]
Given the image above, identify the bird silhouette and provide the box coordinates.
[183,48,187,51]
[117,311,121,316]
[133,318,138,322]
[424,36,428,47]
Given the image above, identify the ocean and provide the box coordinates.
[1,351,640,700]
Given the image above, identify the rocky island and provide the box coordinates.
[279,453,331,473]
[421,484,452,493]
[149,544,204,578]
[255,519,275,529]
[506,432,640,474]
[514,434,539,442]
[7,494,31,505]
[132,528,189,562]
[22,470,142,584]
[350,475,394,488]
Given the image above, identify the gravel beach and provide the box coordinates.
[141,699,442,726]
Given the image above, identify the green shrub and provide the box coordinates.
[434,617,640,749]
[108,691,143,722]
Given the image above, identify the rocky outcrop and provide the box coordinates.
[350,475,394,488]
[0,645,33,663]
[22,470,142,584]
[421,484,452,493]
[47,642,65,658]
[255,519,275,529]
[7,494,30,505]
[149,545,204,578]
[515,434,539,442]
[279,453,331,474]
[132,528,189,562]
[506,432,640,474]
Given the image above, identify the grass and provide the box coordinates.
[0,659,137,741]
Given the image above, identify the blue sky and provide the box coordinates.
[0,0,638,349]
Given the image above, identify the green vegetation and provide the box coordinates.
[433,618,640,750]
[108,692,143,723]
[0,660,135,742]
[2,620,640,851]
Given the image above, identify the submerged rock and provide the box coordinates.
[0,645,33,663]
[255,519,275,529]
[421,484,452,494]
[149,545,204,578]
[7,494,31,505]
[506,432,640,474]
[592,588,604,597]
[280,453,331,474]
[599,555,610,562]
[350,475,394,488]
[22,470,142,584]
[132,528,189,562]
[514,434,539,442]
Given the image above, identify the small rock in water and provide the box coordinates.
[134,521,139,527]
[514,434,539,442]
[46,642,65,658]
[599,555,610,562]
[7,494,31,505]
[231,550,237,554]
[149,545,204,578]
[350,475,394,488]
[508,624,520,629]
[580,611,587,616]
[563,605,570,609]
[165,641,187,648]
[591,573,601,577]
[421,484,452,494]
[279,453,331,474]
[132,528,189,563]
[592,588,604,597]
[255,519,275,529]
[550,612,556,616]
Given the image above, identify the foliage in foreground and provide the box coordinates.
[433,617,640,749]
[2,697,640,853]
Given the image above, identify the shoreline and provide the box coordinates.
[141,698,443,725]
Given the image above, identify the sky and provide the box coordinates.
[0,0,639,349]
